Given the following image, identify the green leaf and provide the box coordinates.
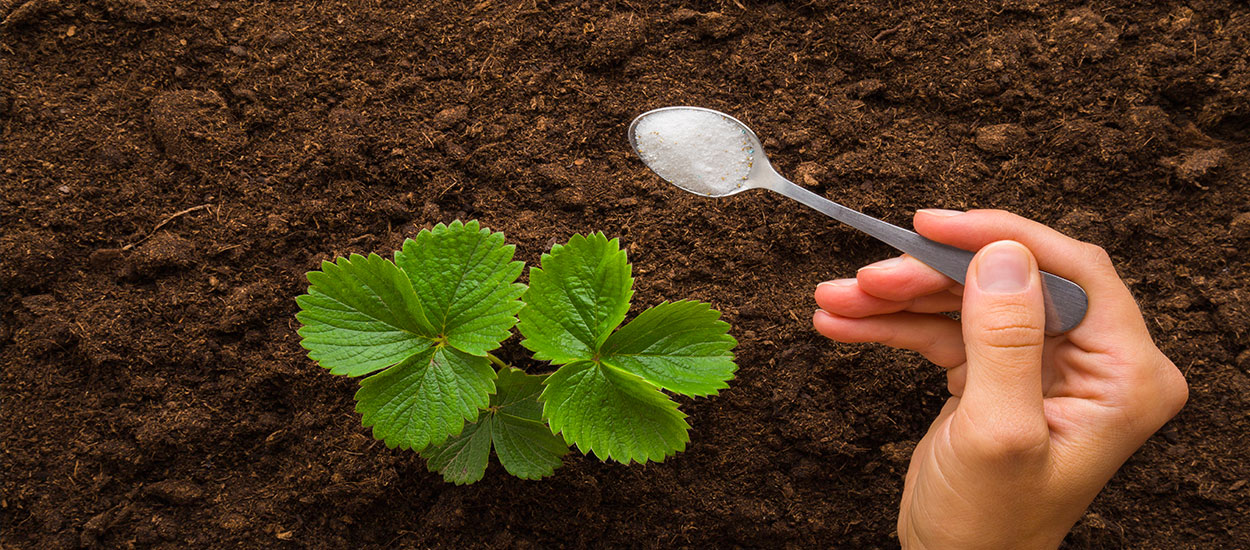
[491,369,568,480]
[355,346,496,450]
[491,363,549,418]
[297,221,531,454]
[394,220,525,356]
[296,253,436,377]
[542,361,689,464]
[421,368,568,483]
[492,414,568,479]
[420,415,494,485]
[519,233,633,364]
[600,300,737,397]
[519,234,736,464]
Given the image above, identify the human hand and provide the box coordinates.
[811,209,1188,549]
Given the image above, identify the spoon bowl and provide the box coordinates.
[627,106,772,198]
[628,106,1089,334]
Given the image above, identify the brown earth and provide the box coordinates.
[2,0,1248,548]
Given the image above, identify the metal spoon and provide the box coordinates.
[628,106,1087,334]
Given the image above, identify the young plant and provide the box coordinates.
[296,220,736,484]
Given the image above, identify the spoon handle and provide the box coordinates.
[770,181,1087,334]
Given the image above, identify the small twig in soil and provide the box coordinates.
[872,24,904,43]
[122,204,211,250]
[435,175,461,199]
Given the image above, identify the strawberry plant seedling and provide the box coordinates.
[296,220,736,484]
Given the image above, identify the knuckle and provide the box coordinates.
[1084,243,1113,266]
[918,327,945,354]
[1122,355,1190,430]
[956,408,1049,462]
[946,372,965,396]
[972,421,1050,460]
[1158,359,1190,416]
[986,298,1036,317]
[975,304,1045,348]
[979,299,1035,320]
[983,322,1044,344]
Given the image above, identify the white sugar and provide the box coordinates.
[633,109,754,196]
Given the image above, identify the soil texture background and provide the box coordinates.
[2,0,1249,548]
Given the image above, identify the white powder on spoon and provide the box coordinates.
[633,109,754,196]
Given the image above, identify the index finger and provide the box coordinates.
[913,209,1151,349]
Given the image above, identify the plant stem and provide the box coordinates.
[487,353,509,370]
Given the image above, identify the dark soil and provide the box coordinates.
[3,1,1248,548]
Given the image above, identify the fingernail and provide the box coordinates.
[976,241,1031,294]
[818,278,857,287]
[858,257,903,271]
[917,208,964,217]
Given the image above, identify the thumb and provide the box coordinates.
[959,240,1048,446]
